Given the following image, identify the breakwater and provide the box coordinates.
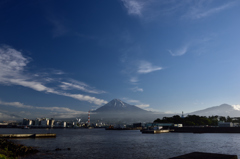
[0,133,56,138]
[172,127,240,133]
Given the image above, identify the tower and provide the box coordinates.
[88,111,90,126]
[181,111,184,118]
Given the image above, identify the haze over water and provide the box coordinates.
[1,128,239,159]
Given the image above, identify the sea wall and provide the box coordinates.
[173,127,240,133]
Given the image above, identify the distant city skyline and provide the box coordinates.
[1,0,240,120]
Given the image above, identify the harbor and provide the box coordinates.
[1,128,240,159]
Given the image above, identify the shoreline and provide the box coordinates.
[0,138,38,158]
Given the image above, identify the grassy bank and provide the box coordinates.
[0,138,38,159]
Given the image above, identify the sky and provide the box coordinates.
[0,0,240,120]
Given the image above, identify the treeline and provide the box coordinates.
[154,115,237,126]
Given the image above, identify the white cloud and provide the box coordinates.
[0,45,28,78]
[129,77,138,83]
[58,93,107,106]
[131,86,143,92]
[59,80,106,94]
[0,100,33,109]
[0,100,87,115]
[168,45,188,56]
[137,61,162,74]
[0,45,107,106]
[232,105,240,111]
[135,104,149,108]
[121,0,144,16]
[121,97,150,109]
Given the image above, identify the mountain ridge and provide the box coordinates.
[189,104,240,117]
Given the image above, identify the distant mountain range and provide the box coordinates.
[92,100,240,122]
[189,104,240,117]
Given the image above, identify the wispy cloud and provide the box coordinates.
[59,79,106,94]
[182,1,236,20]
[0,100,87,114]
[121,53,162,91]
[135,104,149,108]
[122,97,149,109]
[121,0,237,22]
[131,86,143,92]
[168,45,189,56]
[0,45,107,106]
[0,100,88,119]
[121,0,145,16]
[137,61,162,74]
[129,77,138,84]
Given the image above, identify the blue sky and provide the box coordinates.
[0,0,240,119]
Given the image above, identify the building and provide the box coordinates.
[54,121,66,128]
[174,124,183,127]
[34,118,41,126]
[22,118,32,126]
[40,118,49,126]
[145,123,173,129]
[49,118,55,127]
[218,121,233,127]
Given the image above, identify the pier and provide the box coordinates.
[172,127,240,133]
[141,129,169,134]
[0,133,56,138]
[169,152,238,159]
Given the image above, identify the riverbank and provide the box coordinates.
[0,138,38,158]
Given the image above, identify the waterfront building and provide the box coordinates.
[34,118,41,126]
[40,118,49,126]
[61,121,66,127]
[22,118,32,126]
[218,121,233,127]
[133,123,143,127]
[22,118,28,125]
[49,118,55,127]
[54,121,66,128]
[174,124,183,127]
[145,123,173,129]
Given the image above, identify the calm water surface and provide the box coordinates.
[1,128,240,159]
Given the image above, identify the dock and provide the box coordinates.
[0,133,56,138]
[172,127,240,133]
[141,129,169,134]
[169,152,238,159]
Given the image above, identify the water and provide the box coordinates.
[1,128,240,159]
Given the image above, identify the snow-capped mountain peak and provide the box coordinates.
[93,99,148,113]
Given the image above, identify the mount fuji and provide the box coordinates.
[90,99,159,122]
[94,99,148,113]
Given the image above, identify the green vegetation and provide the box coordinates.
[0,139,38,158]
[154,115,234,126]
